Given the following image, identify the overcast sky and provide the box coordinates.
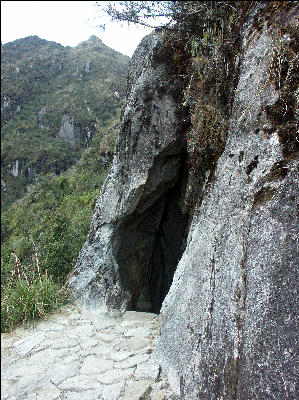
[1,1,154,57]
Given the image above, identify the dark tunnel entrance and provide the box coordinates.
[113,158,189,314]
[148,180,188,313]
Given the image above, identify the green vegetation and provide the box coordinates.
[1,35,129,209]
[1,118,118,331]
[1,35,127,331]
[1,249,67,332]
[265,22,299,159]
[100,1,243,158]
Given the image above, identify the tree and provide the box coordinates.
[96,1,238,34]
[96,1,173,29]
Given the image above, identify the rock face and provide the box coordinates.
[1,95,21,124]
[68,3,298,399]
[57,114,96,147]
[154,7,298,400]
[68,32,190,314]
[58,115,77,146]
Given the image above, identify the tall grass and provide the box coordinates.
[1,246,68,332]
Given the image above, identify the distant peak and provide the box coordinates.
[88,36,102,42]
[76,36,106,50]
[2,35,63,51]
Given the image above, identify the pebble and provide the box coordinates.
[1,304,178,399]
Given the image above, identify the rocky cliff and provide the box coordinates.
[68,31,190,314]
[68,3,298,399]
[1,35,129,209]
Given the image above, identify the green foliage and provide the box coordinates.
[264,23,299,158]
[180,2,240,166]
[1,251,67,332]
[154,2,243,213]
[1,122,111,329]
[1,116,115,297]
[1,35,129,209]
[188,103,229,155]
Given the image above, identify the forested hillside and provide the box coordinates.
[1,35,129,209]
[1,35,129,330]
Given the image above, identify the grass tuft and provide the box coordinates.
[1,248,68,332]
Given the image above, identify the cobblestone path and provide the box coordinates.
[1,305,177,400]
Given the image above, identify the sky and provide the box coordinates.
[1,1,154,57]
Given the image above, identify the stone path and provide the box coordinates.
[1,304,177,400]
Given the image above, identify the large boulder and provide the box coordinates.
[67,31,190,314]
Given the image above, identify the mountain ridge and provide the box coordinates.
[1,34,130,209]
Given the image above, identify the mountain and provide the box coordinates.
[1,35,129,301]
[2,3,298,398]
[1,35,129,209]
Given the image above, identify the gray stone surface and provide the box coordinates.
[67,30,190,314]
[102,382,125,400]
[123,311,157,321]
[124,326,152,338]
[110,351,132,362]
[118,337,151,352]
[151,390,165,400]
[13,332,45,357]
[154,5,298,400]
[135,362,160,381]
[58,374,101,390]
[120,380,151,400]
[48,361,80,385]
[66,3,297,400]
[97,368,134,384]
[63,390,98,400]
[96,331,118,343]
[114,354,149,369]
[36,384,60,400]
[1,305,173,399]
[80,356,114,374]
[57,115,76,146]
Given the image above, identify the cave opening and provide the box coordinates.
[113,155,189,314]
[147,177,188,313]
